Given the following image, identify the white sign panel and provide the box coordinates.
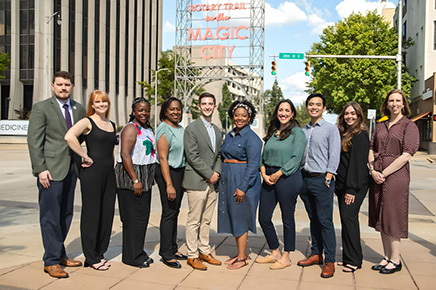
[0,120,29,136]
[367,109,377,120]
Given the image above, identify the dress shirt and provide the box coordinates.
[200,116,216,153]
[301,118,341,175]
[55,98,75,124]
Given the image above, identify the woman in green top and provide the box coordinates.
[155,97,187,269]
[256,99,306,270]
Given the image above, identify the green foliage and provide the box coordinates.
[306,11,415,116]
[218,82,233,129]
[14,107,30,120]
[0,51,10,79]
[138,49,204,119]
[295,103,311,127]
[263,79,284,129]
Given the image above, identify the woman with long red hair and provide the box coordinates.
[65,90,117,271]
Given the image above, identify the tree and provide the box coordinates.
[306,11,415,116]
[295,102,310,127]
[0,51,10,79]
[263,79,284,129]
[218,82,233,130]
[137,50,202,119]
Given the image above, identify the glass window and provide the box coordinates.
[20,45,28,69]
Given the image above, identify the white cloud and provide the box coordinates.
[163,20,175,33]
[279,72,310,104]
[307,13,334,35]
[336,0,396,19]
[265,1,307,27]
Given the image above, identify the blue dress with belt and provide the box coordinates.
[218,125,262,237]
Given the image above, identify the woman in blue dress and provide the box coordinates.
[218,100,262,270]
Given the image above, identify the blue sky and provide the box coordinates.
[162,0,397,112]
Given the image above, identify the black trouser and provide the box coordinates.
[155,165,185,260]
[336,186,367,267]
[118,188,152,266]
[259,167,302,252]
[80,158,116,265]
[38,163,76,266]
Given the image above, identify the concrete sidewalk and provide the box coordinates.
[0,145,435,290]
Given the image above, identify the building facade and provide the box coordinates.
[0,0,163,124]
[395,0,436,153]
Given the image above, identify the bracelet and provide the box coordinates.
[133,179,140,184]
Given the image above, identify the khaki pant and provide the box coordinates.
[185,184,217,258]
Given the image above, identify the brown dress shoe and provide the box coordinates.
[60,257,83,267]
[321,262,335,278]
[44,264,69,278]
[199,253,222,265]
[187,258,207,271]
[297,254,323,267]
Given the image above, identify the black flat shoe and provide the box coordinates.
[161,258,182,269]
[146,257,154,264]
[175,253,188,260]
[371,258,388,271]
[379,261,402,274]
[138,261,150,268]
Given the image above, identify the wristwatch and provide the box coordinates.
[324,178,331,185]
[133,179,140,184]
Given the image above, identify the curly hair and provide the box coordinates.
[264,99,300,142]
[337,101,367,152]
[128,97,151,129]
[228,100,257,125]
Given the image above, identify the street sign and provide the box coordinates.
[279,53,304,60]
[367,109,376,120]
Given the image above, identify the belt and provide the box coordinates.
[301,169,324,177]
[224,159,247,164]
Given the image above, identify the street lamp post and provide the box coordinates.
[154,68,171,130]
[46,12,62,98]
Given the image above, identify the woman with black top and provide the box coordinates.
[336,101,370,273]
[65,90,117,271]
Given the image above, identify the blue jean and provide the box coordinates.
[299,174,336,263]
[259,167,302,251]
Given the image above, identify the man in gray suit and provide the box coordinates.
[183,92,222,270]
[28,71,86,278]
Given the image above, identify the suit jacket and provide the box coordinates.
[182,117,222,191]
[28,96,86,181]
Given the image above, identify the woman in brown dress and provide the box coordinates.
[368,89,419,274]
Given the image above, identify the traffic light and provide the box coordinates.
[304,61,311,76]
[434,114,436,121]
[271,60,277,75]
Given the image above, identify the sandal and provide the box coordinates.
[227,257,248,270]
[91,261,110,271]
[371,257,389,271]
[337,261,344,266]
[342,264,361,273]
[256,255,278,264]
[102,259,111,267]
[225,254,248,265]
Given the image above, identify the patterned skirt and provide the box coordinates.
[115,162,156,191]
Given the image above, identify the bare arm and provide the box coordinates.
[368,149,385,184]
[157,133,176,201]
[120,124,143,196]
[382,152,412,177]
[64,118,93,167]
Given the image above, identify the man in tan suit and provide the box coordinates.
[183,92,222,270]
[28,71,86,278]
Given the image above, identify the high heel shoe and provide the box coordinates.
[379,260,402,274]
[371,257,388,271]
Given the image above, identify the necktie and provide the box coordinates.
[63,103,73,129]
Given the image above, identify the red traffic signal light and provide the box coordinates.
[271,60,277,75]
[434,114,436,121]
[304,61,311,76]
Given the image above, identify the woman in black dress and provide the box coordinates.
[336,101,369,273]
[65,90,117,271]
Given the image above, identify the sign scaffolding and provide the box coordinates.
[174,0,265,108]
